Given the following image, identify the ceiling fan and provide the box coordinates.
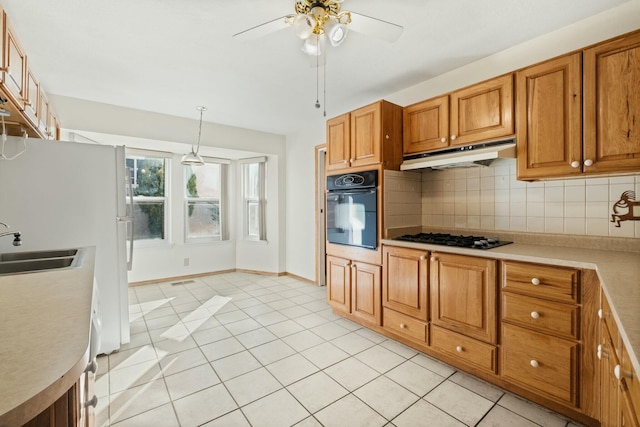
[232,0,404,57]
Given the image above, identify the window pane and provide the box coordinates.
[133,158,165,197]
[186,164,221,199]
[187,201,220,239]
[244,163,259,199]
[247,201,260,237]
[133,201,165,240]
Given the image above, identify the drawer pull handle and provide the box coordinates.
[430,256,437,262]
[531,278,541,285]
[451,134,457,141]
[440,137,447,143]
[530,311,540,319]
[456,346,463,353]
[584,159,594,167]
[570,160,580,168]
[400,323,406,329]
[85,395,98,408]
[419,255,425,261]
[530,359,539,368]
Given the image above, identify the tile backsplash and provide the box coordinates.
[384,160,640,238]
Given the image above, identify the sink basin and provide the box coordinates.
[0,257,75,274]
[0,248,80,275]
[0,249,78,262]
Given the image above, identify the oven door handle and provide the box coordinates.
[327,189,376,197]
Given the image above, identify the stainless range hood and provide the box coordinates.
[400,138,516,171]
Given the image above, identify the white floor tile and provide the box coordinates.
[201,409,251,426]
[158,347,208,376]
[249,339,296,365]
[200,337,246,362]
[282,330,326,352]
[173,384,238,426]
[236,327,278,348]
[211,351,262,381]
[478,405,539,427]
[266,353,320,385]
[287,371,349,413]
[301,341,350,369]
[241,389,310,427]
[330,332,376,355]
[191,325,232,346]
[324,358,380,391]
[164,363,221,401]
[110,402,179,427]
[354,376,420,419]
[314,394,387,427]
[266,319,306,337]
[497,393,569,427]
[225,367,283,406]
[392,399,466,427]
[425,380,494,426]
[449,371,505,402]
[109,378,171,424]
[354,344,407,373]
[385,360,446,396]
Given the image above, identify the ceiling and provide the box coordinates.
[1,0,630,136]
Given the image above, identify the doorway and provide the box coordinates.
[315,145,326,286]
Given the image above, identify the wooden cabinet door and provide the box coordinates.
[351,261,381,325]
[430,253,497,344]
[23,62,39,126]
[350,102,381,168]
[601,322,620,427]
[450,74,514,147]
[403,95,449,154]
[326,113,351,171]
[382,245,429,320]
[2,22,26,106]
[516,53,583,180]
[584,30,640,174]
[326,255,351,314]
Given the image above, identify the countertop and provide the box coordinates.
[0,247,95,427]
[381,238,640,375]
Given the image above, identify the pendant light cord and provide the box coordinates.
[194,106,205,154]
[323,52,327,117]
[315,37,320,109]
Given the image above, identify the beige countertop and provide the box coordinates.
[0,247,95,427]
[381,238,640,376]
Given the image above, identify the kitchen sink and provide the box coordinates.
[0,248,80,275]
[0,249,78,262]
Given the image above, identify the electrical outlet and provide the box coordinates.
[184,258,190,267]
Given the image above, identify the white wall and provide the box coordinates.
[49,96,287,282]
[283,1,640,281]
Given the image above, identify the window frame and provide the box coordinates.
[126,149,171,246]
[240,156,267,242]
[183,157,230,243]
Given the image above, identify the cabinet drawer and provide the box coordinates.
[501,323,578,406]
[502,261,579,303]
[383,308,428,344]
[502,292,579,340]
[431,325,497,374]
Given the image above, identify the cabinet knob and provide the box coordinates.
[440,137,447,143]
[597,344,602,360]
[584,159,594,167]
[570,161,580,168]
[531,278,541,285]
[530,311,540,319]
[430,256,437,262]
[530,359,539,368]
[385,134,390,140]
[85,395,98,408]
[598,308,603,319]
[400,323,406,329]
[351,263,356,269]
[419,255,425,261]
[85,359,98,374]
[450,134,457,141]
[456,346,463,353]
[614,364,622,380]
[349,158,354,164]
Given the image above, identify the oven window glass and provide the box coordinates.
[326,190,377,249]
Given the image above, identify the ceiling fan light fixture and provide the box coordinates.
[181,106,207,167]
[293,13,315,39]
[301,34,325,56]
[325,19,347,46]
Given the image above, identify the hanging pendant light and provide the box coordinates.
[181,106,206,166]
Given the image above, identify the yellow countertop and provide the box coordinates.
[0,247,95,427]
[381,239,640,376]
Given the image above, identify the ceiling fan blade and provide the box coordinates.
[232,15,290,40]
[347,11,404,42]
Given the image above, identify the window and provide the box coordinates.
[241,157,267,241]
[184,160,229,241]
[126,152,169,242]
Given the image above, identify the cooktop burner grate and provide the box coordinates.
[393,233,512,250]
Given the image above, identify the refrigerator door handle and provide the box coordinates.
[123,167,134,271]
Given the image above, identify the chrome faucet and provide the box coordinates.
[0,222,22,246]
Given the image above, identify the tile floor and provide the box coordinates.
[95,272,587,427]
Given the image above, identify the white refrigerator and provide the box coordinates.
[0,137,131,354]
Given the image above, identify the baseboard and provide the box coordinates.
[128,269,318,286]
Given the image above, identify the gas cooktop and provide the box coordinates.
[393,233,513,250]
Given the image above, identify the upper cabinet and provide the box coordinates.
[0,7,60,139]
[518,30,640,180]
[403,74,514,156]
[583,30,640,174]
[516,53,583,180]
[326,100,403,172]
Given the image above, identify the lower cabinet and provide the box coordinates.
[22,359,97,427]
[326,255,381,326]
[600,292,640,427]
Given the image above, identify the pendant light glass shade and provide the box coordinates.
[325,19,347,46]
[301,34,326,56]
[181,106,206,166]
[293,14,315,39]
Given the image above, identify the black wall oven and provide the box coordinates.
[326,170,378,250]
